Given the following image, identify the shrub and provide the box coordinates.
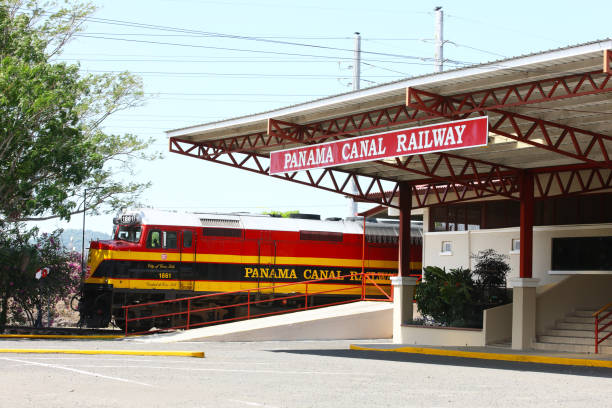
[415,266,481,327]
[415,249,511,328]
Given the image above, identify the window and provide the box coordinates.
[552,236,612,271]
[116,225,142,243]
[183,230,193,248]
[163,231,178,249]
[147,230,162,248]
[511,239,520,252]
[147,230,178,249]
[441,241,452,254]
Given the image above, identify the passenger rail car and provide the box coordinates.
[80,209,422,328]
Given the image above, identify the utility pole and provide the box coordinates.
[434,6,444,72]
[81,188,86,281]
[348,32,361,217]
[353,32,361,91]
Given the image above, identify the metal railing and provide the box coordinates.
[121,272,404,336]
[593,301,612,353]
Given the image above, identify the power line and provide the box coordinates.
[74,33,439,63]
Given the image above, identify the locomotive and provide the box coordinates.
[79,208,422,329]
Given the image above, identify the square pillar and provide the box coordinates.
[398,181,412,277]
[510,278,539,350]
[519,171,534,278]
[391,276,419,343]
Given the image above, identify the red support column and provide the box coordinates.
[519,172,534,278]
[398,181,412,277]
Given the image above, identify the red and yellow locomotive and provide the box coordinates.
[80,209,422,328]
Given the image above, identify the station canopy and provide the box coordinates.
[167,40,612,210]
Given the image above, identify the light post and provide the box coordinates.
[81,189,86,281]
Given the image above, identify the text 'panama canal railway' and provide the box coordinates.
[79,209,422,330]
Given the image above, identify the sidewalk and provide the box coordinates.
[350,343,612,368]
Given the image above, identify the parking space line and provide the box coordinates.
[0,349,204,358]
[0,357,153,387]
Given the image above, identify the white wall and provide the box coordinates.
[423,223,612,285]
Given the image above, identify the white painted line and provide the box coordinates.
[227,398,280,408]
[0,357,153,387]
[33,364,372,376]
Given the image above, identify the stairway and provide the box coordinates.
[533,309,612,354]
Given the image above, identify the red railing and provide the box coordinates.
[121,272,402,336]
[593,301,612,353]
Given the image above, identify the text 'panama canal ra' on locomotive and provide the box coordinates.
[79,209,422,330]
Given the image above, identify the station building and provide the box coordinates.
[167,39,612,353]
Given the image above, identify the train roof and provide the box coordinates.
[117,208,422,237]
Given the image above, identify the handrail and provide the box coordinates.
[121,271,397,335]
[592,301,612,317]
[593,301,612,354]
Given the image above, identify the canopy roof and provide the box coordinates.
[168,39,612,209]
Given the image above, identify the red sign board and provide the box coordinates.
[269,116,488,175]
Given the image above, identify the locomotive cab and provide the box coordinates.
[80,213,145,328]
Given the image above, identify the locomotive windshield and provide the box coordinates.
[115,225,142,243]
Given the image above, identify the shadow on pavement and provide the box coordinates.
[269,348,612,378]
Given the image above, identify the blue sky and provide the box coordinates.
[34,0,611,233]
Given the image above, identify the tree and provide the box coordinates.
[264,210,300,218]
[471,249,511,306]
[0,0,156,223]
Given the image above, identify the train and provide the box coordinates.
[79,208,422,329]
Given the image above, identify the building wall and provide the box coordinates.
[423,221,612,285]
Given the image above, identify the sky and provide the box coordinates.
[33,0,611,234]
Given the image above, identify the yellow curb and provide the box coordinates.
[0,349,204,358]
[0,334,124,340]
[349,345,612,368]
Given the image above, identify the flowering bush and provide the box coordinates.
[0,226,82,331]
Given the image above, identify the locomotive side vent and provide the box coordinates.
[199,218,241,228]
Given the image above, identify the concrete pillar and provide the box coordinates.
[391,276,419,343]
[398,181,412,277]
[519,171,534,278]
[510,278,539,350]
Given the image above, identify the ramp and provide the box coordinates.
[136,301,392,343]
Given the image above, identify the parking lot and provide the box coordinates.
[1,338,611,407]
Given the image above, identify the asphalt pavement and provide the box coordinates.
[0,338,611,407]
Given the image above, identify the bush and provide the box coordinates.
[415,266,481,328]
[0,226,81,331]
[471,249,511,307]
[415,250,511,328]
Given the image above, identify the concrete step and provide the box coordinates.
[545,329,595,338]
[557,322,598,331]
[538,335,612,346]
[563,316,611,324]
[545,327,612,337]
[573,310,599,317]
[533,341,597,354]
[534,341,612,355]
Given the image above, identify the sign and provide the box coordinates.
[269,116,488,175]
[35,267,50,280]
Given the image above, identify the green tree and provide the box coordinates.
[0,0,155,223]
[264,210,300,218]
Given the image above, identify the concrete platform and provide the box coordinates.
[134,301,392,343]
[350,343,612,368]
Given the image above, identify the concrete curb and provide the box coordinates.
[349,344,612,368]
[0,349,204,358]
[0,334,124,340]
